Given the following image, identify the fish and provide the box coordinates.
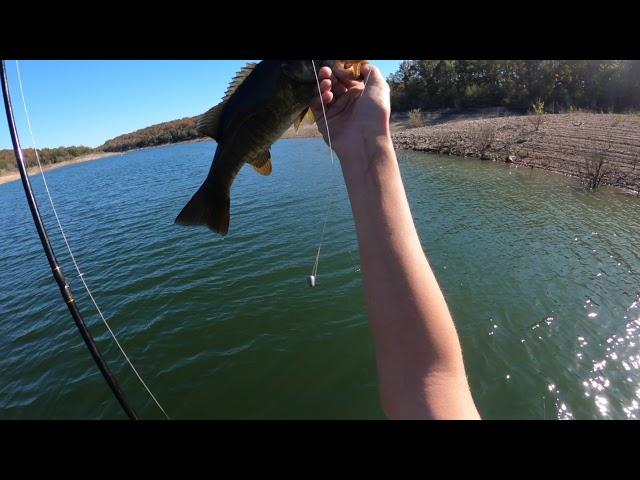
[175,60,367,235]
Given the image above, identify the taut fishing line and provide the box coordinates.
[309,60,366,287]
[360,69,372,97]
[14,61,169,419]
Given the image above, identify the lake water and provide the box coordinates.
[0,138,639,419]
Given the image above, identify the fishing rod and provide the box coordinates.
[0,60,139,420]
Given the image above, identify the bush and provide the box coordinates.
[581,135,613,189]
[532,98,545,115]
[582,154,610,189]
[408,108,424,128]
[529,98,545,131]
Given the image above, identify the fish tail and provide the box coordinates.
[175,182,231,235]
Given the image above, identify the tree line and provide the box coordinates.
[98,117,203,152]
[388,60,640,113]
[0,146,94,174]
[0,117,203,174]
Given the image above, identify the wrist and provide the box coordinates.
[338,132,396,183]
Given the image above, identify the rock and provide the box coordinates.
[506,155,516,163]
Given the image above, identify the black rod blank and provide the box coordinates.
[0,60,139,420]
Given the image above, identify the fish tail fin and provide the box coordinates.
[175,182,231,235]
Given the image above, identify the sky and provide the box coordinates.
[0,60,403,150]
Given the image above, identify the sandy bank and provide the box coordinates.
[0,151,120,186]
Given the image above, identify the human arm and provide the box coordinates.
[310,63,480,419]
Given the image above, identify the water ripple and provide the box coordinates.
[1,141,638,419]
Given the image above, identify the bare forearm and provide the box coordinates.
[339,135,479,419]
[309,62,477,419]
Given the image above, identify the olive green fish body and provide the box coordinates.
[175,60,365,235]
[207,62,316,185]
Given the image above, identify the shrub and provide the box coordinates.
[408,108,424,128]
[529,98,545,131]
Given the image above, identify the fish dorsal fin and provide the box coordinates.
[197,103,224,139]
[249,150,272,176]
[293,107,316,132]
[196,62,259,140]
[223,62,258,102]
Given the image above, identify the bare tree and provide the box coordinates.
[472,124,496,158]
[583,154,610,189]
[581,133,613,189]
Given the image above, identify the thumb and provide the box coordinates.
[359,63,385,88]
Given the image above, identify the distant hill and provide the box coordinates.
[0,116,207,174]
[98,113,323,153]
[0,114,318,175]
[98,116,205,152]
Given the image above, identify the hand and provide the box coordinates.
[310,63,392,161]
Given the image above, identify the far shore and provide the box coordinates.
[0,139,210,186]
[2,111,638,193]
[0,151,121,185]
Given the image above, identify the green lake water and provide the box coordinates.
[0,138,638,419]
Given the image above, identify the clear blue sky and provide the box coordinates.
[0,60,403,150]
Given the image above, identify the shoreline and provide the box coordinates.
[2,112,638,193]
[392,112,640,193]
[0,139,211,186]
[0,151,120,185]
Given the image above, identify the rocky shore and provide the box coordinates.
[391,112,640,192]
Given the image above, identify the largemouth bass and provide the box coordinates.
[175,60,367,235]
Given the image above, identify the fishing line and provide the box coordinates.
[360,69,372,97]
[308,61,371,286]
[309,60,339,287]
[14,61,170,419]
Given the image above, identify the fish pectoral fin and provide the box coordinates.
[249,150,272,176]
[305,108,315,123]
[293,108,307,132]
[293,107,316,133]
[197,103,223,140]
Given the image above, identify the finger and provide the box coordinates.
[310,90,333,119]
[358,63,384,87]
[310,77,334,118]
[330,74,348,97]
[318,66,332,80]
[323,86,361,120]
[312,80,333,108]
[320,78,332,94]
